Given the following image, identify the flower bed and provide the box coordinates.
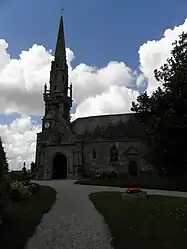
[10,181,39,202]
[126,188,142,194]
[121,187,147,200]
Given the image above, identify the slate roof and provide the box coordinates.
[71,113,145,140]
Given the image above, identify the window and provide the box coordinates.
[54,86,57,91]
[56,63,58,69]
[62,74,65,81]
[110,145,118,162]
[92,150,96,160]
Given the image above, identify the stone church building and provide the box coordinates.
[35,16,153,180]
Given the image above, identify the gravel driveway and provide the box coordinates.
[26,180,187,249]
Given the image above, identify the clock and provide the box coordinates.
[44,122,50,128]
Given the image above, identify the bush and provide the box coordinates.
[0,176,11,223]
[100,170,118,179]
[10,181,24,202]
[10,181,40,202]
[10,171,23,181]
[28,183,39,194]
[108,171,118,179]
[10,189,22,202]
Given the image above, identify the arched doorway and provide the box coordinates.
[128,161,138,177]
[52,153,67,179]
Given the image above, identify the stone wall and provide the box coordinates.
[82,138,149,175]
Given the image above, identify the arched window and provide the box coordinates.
[110,145,118,162]
[92,150,96,160]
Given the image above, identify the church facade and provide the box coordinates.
[35,16,153,180]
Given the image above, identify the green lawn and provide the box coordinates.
[76,176,187,191]
[90,192,187,249]
[0,185,56,249]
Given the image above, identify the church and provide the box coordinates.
[35,15,153,180]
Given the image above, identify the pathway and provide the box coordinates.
[26,180,187,249]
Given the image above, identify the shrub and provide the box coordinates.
[28,183,39,194]
[93,167,118,179]
[10,181,40,202]
[10,189,23,202]
[108,171,118,179]
[11,181,27,202]
[0,176,11,223]
[100,170,118,179]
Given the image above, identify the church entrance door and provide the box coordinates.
[128,161,138,177]
[52,153,67,179]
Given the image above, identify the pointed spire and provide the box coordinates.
[55,11,66,57]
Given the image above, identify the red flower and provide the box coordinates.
[126,188,142,192]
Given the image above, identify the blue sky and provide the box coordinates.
[0,0,187,69]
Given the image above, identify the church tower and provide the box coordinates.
[43,15,72,130]
[35,14,76,180]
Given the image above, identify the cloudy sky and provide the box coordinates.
[0,0,187,170]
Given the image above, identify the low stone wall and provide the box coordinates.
[121,191,147,201]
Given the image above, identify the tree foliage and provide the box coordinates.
[0,137,8,177]
[131,32,187,175]
[0,137,10,222]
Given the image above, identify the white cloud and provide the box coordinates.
[70,61,138,106]
[0,43,53,115]
[71,85,138,121]
[139,18,187,94]
[1,18,187,169]
[0,116,41,170]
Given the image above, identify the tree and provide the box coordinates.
[131,32,187,175]
[0,137,8,176]
[0,137,10,223]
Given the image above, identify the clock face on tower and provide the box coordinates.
[44,122,50,129]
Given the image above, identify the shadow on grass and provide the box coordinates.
[0,185,56,249]
[90,191,187,249]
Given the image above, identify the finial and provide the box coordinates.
[61,8,64,16]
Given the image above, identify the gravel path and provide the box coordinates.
[26,180,115,249]
[26,180,187,249]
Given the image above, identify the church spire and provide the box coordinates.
[55,12,66,58]
[43,11,72,125]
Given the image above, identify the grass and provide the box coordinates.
[90,192,187,249]
[0,185,56,249]
[75,175,187,191]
